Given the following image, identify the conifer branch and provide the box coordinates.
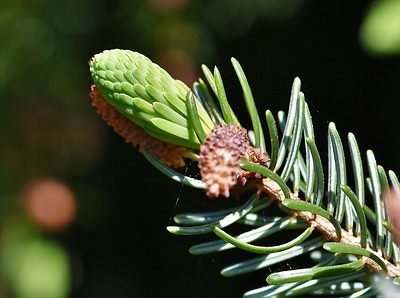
[89,49,400,297]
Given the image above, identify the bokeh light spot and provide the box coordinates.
[360,0,400,55]
[23,179,76,232]
[1,238,71,298]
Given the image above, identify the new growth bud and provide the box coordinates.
[90,49,214,149]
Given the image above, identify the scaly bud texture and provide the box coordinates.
[90,49,214,149]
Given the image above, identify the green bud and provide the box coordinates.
[90,49,214,149]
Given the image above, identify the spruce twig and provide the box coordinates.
[89,49,400,297]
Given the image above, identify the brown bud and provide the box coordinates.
[199,124,249,198]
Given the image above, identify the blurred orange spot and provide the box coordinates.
[384,189,400,245]
[23,179,76,232]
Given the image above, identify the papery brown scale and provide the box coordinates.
[246,146,269,166]
[239,146,269,182]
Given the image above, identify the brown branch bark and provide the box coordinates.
[262,177,400,278]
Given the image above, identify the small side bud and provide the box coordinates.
[199,124,249,198]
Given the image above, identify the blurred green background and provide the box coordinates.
[1,0,400,297]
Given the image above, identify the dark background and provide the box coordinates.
[1,0,399,297]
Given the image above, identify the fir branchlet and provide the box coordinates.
[89,49,400,297]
